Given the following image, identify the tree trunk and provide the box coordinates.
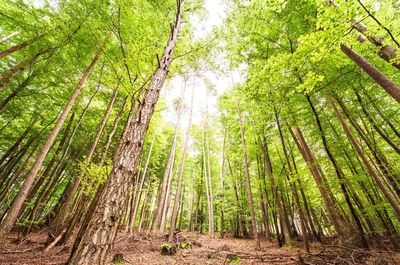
[52,83,119,235]
[0,32,46,59]
[340,43,400,103]
[151,106,181,233]
[0,50,100,244]
[237,102,259,249]
[330,99,400,220]
[67,2,183,263]
[128,129,157,233]
[291,126,346,241]
[220,126,226,238]
[0,31,21,45]
[306,95,368,248]
[168,86,194,242]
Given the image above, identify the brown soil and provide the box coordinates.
[0,230,399,264]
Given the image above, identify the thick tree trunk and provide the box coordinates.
[0,50,100,244]
[352,22,400,70]
[340,43,400,103]
[67,2,183,263]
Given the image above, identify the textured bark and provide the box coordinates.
[67,2,183,263]
[341,44,400,103]
[237,102,259,249]
[168,86,194,242]
[330,99,400,220]
[0,50,100,244]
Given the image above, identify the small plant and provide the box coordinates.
[226,254,240,263]
[112,253,124,264]
[179,241,192,250]
[160,243,177,255]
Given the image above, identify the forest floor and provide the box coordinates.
[1,230,400,265]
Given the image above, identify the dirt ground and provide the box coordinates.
[1,230,399,264]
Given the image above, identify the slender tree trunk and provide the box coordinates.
[354,89,400,154]
[0,32,46,59]
[291,126,346,241]
[67,3,183,263]
[0,48,50,90]
[151,107,181,233]
[330,99,400,220]
[99,96,128,166]
[340,43,400,103]
[220,127,226,239]
[0,50,100,244]
[168,86,194,242]
[237,102,259,249]
[306,95,368,248]
[0,31,21,45]
[52,83,119,235]
[128,129,157,233]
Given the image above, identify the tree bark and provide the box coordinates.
[67,2,183,263]
[340,43,400,103]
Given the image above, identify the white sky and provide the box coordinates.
[161,0,244,130]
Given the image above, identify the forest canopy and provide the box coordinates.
[0,0,400,264]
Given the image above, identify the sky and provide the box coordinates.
[161,0,244,130]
